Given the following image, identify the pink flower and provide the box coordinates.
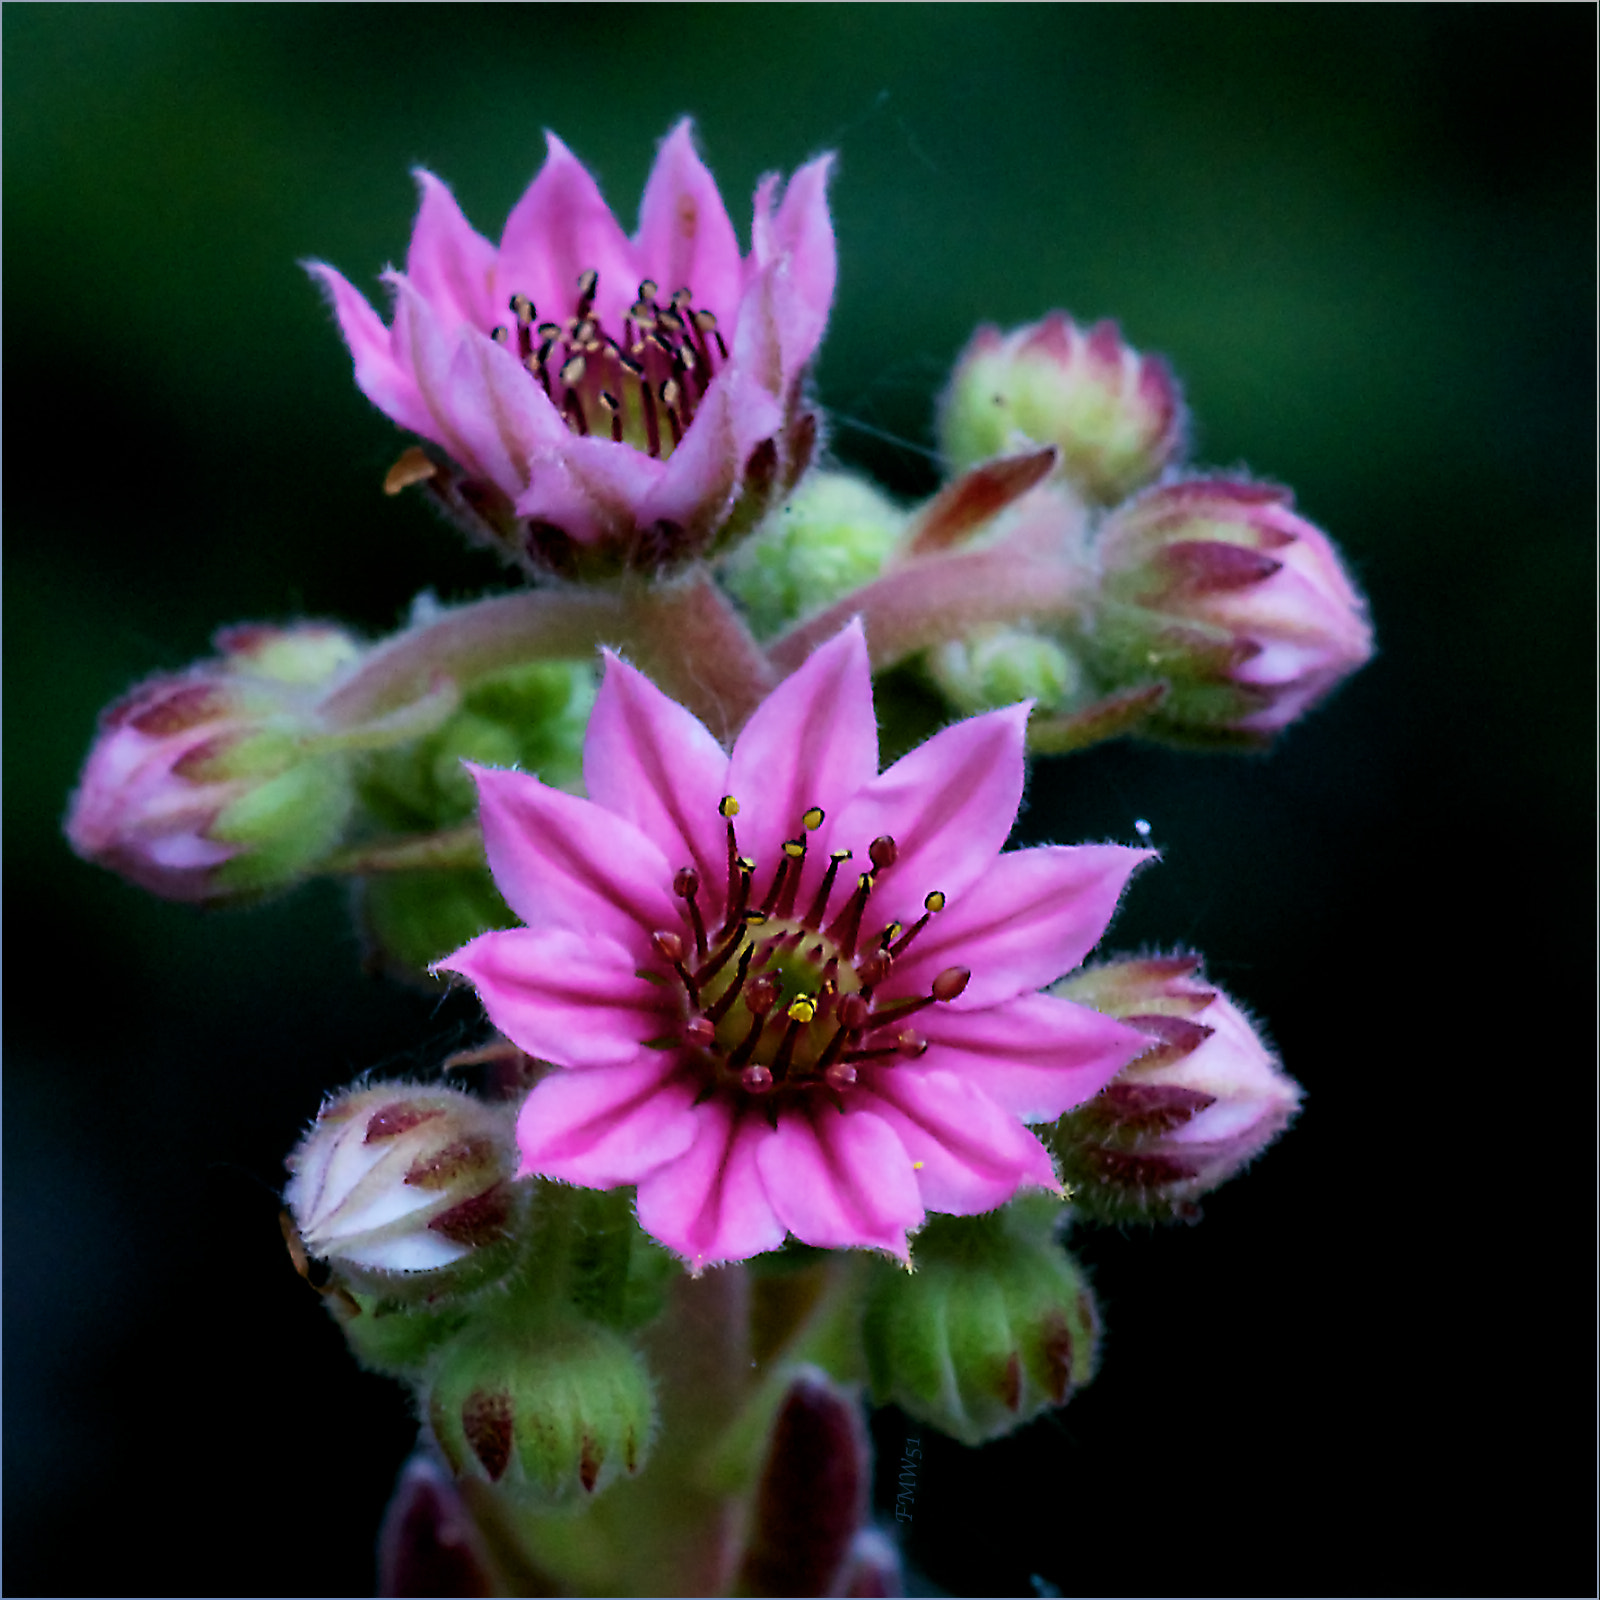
[311,121,833,577]
[1089,478,1373,741]
[436,623,1154,1269]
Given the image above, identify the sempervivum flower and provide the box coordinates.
[1084,478,1373,743]
[312,121,833,579]
[436,623,1154,1269]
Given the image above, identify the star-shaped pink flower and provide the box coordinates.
[311,121,833,576]
[437,623,1154,1268]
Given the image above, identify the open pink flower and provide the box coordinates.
[436,623,1154,1268]
[311,121,833,577]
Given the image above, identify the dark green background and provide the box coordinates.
[7,6,1592,1596]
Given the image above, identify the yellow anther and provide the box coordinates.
[783,840,806,860]
[912,1160,925,1170]
[883,922,903,943]
[924,890,947,913]
[802,806,825,831]
[787,996,816,1024]
[737,856,757,873]
[719,795,741,818]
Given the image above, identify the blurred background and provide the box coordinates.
[6,6,1592,1596]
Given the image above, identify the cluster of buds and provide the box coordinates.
[1051,955,1303,1221]
[66,623,363,903]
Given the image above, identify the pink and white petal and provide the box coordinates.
[726,621,878,915]
[755,1106,922,1260]
[515,1055,699,1187]
[854,1068,1058,1215]
[635,1101,788,1268]
[827,703,1029,933]
[634,120,744,318]
[306,262,435,439]
[916,992,1151,1123]
[496,132,639,331]
[583,651,731,889]
[405,170,498,333]
[511,450,620,547]
[749,154,835,381]
[468,764,682,941]
[436,927,671,1068]
[893,845,1155,1009]
[385,273,494,480]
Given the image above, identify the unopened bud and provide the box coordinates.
[928,625,1082,715]
[722,472,906,638]
[425,1315,655,1507]
[284,1082,517,1287]
[1051,955,1303,1221]
[939,314,1185,504]
[861,1200,1099,1447]
[1084,479,1373,744]
[66,623,363,902]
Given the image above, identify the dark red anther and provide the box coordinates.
[932,966,971,1003]
[836,993,872,1032]
[854,950,891,988]
[824,1062,857,1091]
[652,929,685,965]
[741,1064,774,1095]
[745,971,782,1016]
[674,867,708,956]
[868,835,898,872]
[683,1016,716,1050]
[896,1029,929,1059]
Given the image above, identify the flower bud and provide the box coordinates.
[1051,955,1303,1221]
[66,623,363,902]
[927,626,1082,716]
[861,1200,1099,1447]
[1083,479,1373,744]
[939,314,1185,504]
[284,1082,518,1289]
[722,471,905,638]
[425,1315,656,1507]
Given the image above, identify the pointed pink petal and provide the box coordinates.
[854,1068,1058,1215]
[406,170,498,333]
[726,621,878,920]
[514,431,669,546]
[496,132,638,331]
[750,154,836,380]
[515,1055,699,1186]
[755,1106,922,1259]
[436,927,671,1068]
[306,262,434,438]
[917,992,1152,1122]
[635,1100,788,1267]
[583,651,731,889]
[892,845,1155,1009]
[827,703,1029,934]
[386,272,494,480]
[469,764,681,942]
[635,120,744,316]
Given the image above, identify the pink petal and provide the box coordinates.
[495,132,638,332]
[406,170,498,333]
[436,927,671,1069]
[635,1101,787,1268]
[386,273,493,480]
[634,120,744,318]
[725,622,878,921]
[583,651,732,889]
[514,431,669,546]
[468,764,681,943]
[306,262,434,439]
[892,844,1154,1009]
[827,703,1029,934]
[854,1068,1058,1215]
[515,1055,699,1187]
[755,1105,922,1260]
[750,154,836,381]
[917,992,1151,1123]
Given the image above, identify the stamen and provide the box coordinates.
[773,838,807,921]
[651,930,699,1008]
[868,835,899,872]
[560,354,587,388]
[682,1016,716,1050]
[703,942,755,1023]
[824,872,875,960]
[599,390,623,442]
[637,278,658,305]
[727,1009,766,1072]
[491,325,509,345]
[889,891,946,960]
[854,949,891,988]
[802,806,825,831]
[575,268,599,316]
[741,1064,774,1094]
[769,1003,809,1082]
[824,1062,857,1091]
[673,867,708,957]
[509,294,536,326]
[865,966,972,1034]
[803,849,851,930]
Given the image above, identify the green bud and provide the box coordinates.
[861,1200,1098,1447]
[927,626,1082,715]
[426,1314,656,1506]
[356,863,513,981]
[722,472,905,638]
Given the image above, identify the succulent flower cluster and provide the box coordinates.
[67,119,1371,1597]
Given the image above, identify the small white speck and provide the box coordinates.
[1134,818,1152,842]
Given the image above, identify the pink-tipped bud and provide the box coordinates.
[1083,478,1373,743]
[284,1082,517,1285]
[939,314,1186,504]
[66,622,363,902]
[1051,956,1303,1221]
